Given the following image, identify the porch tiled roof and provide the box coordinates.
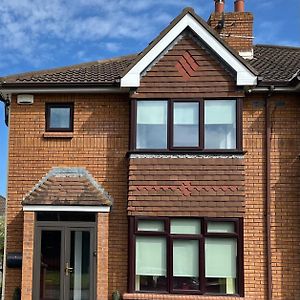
[22,167,113,206]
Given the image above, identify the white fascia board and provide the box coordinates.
[23,205,111,213]
[121,14,257,87]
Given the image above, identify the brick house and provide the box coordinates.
[0,0,299,299]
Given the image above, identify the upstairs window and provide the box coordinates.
[136,101,167,149]
[173,102,199,147]
[132,99,241,151]
[46,103,74,132]
[204,100,236,149]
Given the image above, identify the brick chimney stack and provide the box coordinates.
[208,0,254,59]
[234,0,245,12]
[215,0,225,14]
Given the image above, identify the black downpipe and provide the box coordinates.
[0,94,10,126]
[265,85,274,300]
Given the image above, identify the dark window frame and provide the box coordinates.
[45,102,74,132]
[130,98,243,153]
[128,217,244,296]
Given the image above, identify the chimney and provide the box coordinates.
[208,0,254,59]
[234,0,244,12]
[215,0,225,14]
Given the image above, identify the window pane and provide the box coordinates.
[171,219,201,235]
[173,240,199,291]
[173,102,199,147]
[205,100,236,149]
[205,238,237,294]
[138,220,165,232]
[135,236,167,292]
[207,222,235,233]
[50,107,71,129]
[136,101,167,149]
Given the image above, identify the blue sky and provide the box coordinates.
[0,0,299,196]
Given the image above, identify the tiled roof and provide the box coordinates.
[1,46,299,87]
[22,167,113,206]
[1,54,136,85]
[250,45,300,83]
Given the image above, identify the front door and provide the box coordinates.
[34,223,95,300]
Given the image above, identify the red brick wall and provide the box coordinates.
[128,157,245,217]
[4,91,300,300]
[4,93,130,299]
[243,95,300,300]
[208,12,253,53]
[21,212,35,300]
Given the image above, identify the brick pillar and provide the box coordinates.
[21,211,35,300]
[97,213,109,299]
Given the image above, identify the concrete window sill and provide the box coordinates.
[43,132,73,139]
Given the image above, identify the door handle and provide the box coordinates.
[65,262,73,276]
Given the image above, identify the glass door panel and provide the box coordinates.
[69,231,91,300]
[36,225,95,300]
[40,230,62,300]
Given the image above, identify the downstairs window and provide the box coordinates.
[129,217,243,296]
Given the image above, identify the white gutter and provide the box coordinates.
[0,87,129,94]
[252,84,300,93]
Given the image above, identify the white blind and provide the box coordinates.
[171,219,201,235]
[137,101,167,125]
[173,240,199,277]
[205,238,237,278]
[205,100,236,125]
[174,103,199,125]
[136,237,166,276]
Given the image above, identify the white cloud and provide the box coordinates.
[0,0,207,73]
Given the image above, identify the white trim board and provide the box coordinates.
[121,13,257,87]
[23,205,111,213]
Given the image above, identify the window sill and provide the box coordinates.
[43,132,73,139]
[127,150,246,157]
[123,293,243,300]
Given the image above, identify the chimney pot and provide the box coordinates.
[234,0,245,12]
[215,0,225,14]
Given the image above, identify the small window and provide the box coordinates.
[46,103,74,132]
[207,221,235,233]
[171,219,201,235]
[138,220,165,232]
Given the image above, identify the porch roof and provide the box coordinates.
[22,167,113,207]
